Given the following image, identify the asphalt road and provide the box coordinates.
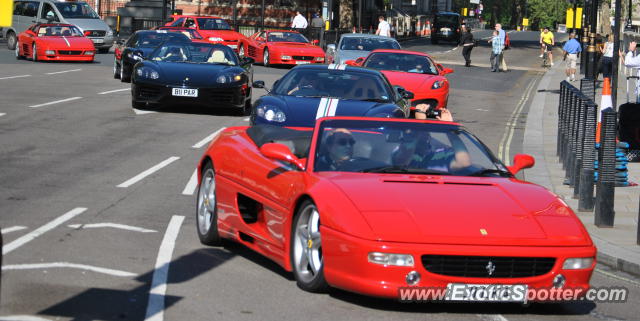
[0,31,638,321]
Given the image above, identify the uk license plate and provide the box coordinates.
[295,61,311,64]
[445,284,528,302]
[91,38,104,44]
[172,88,198,97]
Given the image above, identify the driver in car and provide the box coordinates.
[287,74,323,95]
[315,129,356,171]
[391,128,471,173]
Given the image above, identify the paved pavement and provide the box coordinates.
[523,59,640,277]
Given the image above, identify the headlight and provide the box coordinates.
[85,51,94,55]
[106,29,113,36]
[45,50,55,55]
[256,105,286,122]
[216,75,228,83]
[281,55,292,60]
[136,67,160,79]
[217,74,243,83]
[209,37,224,42]
[314,57,324,61]
[368,252,414,267]
[562,258,594,269]
[126,52,132,59]
[432,80,445,89]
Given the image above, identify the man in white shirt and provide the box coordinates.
[291,10,308,33]
[376,16,391,37]
[622,41,640,102]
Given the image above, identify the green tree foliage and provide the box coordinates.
[526,0,569,30]
[456,0,568,30]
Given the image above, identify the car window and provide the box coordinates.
[134,32,189,47]
[40,3,59,21]
[340,37,400,51]
[170,17,185,27]
[38,25,83,37]
[364,52,439,75]
[22,1,39,17]
[196,18,232,30]
[150,43,239,65]
[435,15,460,25]
[54,2,100,19]
[267,31,308,43]
[13,1,24,15]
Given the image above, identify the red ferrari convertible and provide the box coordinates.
[15,23,95,62]
[196,117,596,300]
[239,30,325,66]
[346,49,452,111]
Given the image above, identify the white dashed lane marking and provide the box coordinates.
[45,68,82,75]
[0,74,31,80]
[182,169,198,196]
[3,207,87,255]
[2,262,137,277]
[68,223,157,233]
[98,88,129,95]
[0,113,6,117]
[192,127,226,149]
[1,226,27,234]
[29,97,82,108]
[117,156,180,188]
[133,108,157,115]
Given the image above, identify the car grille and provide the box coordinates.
[209,90,235,103]
[293,56,314,60]
[137,86,161,100]
[58,50,82,55]
[421,255,556,278]
[86,30,106,37]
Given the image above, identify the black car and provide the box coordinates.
[131,42,254,114]
[250,64,412,127]
[114,30,192,82]
[431,12,462,44]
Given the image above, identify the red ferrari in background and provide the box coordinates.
[15,23,95,62]
[156,27,210,44]
[239,30,325,66]
[165,15,246,52]
[346,49,452,111]
[195,116,596,300]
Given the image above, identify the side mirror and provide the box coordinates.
[436,63,444,71]
[441,67,454,75]
[355,57,365,65]
[327,44,336,51]
[402,90,414,100]
[252,80,265,88]
[508,154,535,175]
[241,57,255,65]
[344,59,357,66]
[118,38,126,45]
[256,37,265,42]
[260,143,305,170]
[132,50,144,61]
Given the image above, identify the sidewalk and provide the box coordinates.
[524,63,640,277]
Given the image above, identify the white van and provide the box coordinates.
[3,0,114,52]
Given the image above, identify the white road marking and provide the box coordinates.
[1,226,27,234]
[475,108,489,112]
[477,315,509,321]
[2,262,136,277]
[595,268,640,287]
[68,223,157,233]
[45,68,82,75]
[133,108,157,115]
[98,88,129,95]
[0,74,31,80]
[144,215,185,321]
[0,316,52,321]
[243,117,250,121]
[3,207,87,255]
[117,156,180,188]
[0,113,6,117]
[192,127,226,149]
[497,78,537,165]
[29,97,82,108]
[182,169,198,195]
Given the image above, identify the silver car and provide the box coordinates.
[325,33,401,65]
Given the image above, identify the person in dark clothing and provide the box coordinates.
[310,12,324,43]
[459,25,474,67]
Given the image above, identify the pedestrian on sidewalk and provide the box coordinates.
[376,16,391,37]
[291,10,308,34]
[539,27,554,66]
[496,23,508,71]
[562,32,582,82]
[600,34,614,79]
[621,41,640,100]
[459,25,475,67]
[310,12,323,43]
[489,30,503,72]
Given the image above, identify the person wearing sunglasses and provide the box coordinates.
[391,128,471,174]
[315,128,357,171]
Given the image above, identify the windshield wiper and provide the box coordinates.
[468,168,512,177]
[358,98,389,103]
[361,166,450,175]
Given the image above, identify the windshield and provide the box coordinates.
[136,32,189,48]
[435,15,460,26]
[150,43,239,65]
[160,28,203,40]
[340,37,400,51]
[196,18,232,30]
[314,119,506,176]
[38,25,83,37]
[54,2,100,19]
[364,52,438,75]
[267,32,308,43]
[273,69,392,102]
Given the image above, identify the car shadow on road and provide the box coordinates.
[134,103,247,117]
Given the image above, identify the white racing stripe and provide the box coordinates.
[182,169,198,195]
[2,262,137,277]
[3,207,88,255]
[117,156,180,188]
[45,68,82,75]
[98,88,129,95]
[29,97,82,108]
[144,215,185,321]
[1,226,27,234]
[68,223,157,233]
[192,128,226,149]
[0,74,31,80]
[315,98,339,119]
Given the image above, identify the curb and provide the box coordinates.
[523,63,640,278]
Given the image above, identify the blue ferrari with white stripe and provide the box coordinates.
[250,64,413,127]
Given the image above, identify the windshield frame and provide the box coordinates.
[339,36,401,51]
[37,25,83,37]
[266,31,309,43]
[54,2,100,19]
[196,18,232,30]
[148,42,240,65]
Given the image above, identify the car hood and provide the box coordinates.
[65,18,110,32]
[336,50,370,63]
[38,36,94,49]
[323,173,592,246]
[381,70,439,93]
[150,62,242,86]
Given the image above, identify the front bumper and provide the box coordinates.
[40,50,94,61]
[321,226,596,299]
[132,82,247,108]
[410,89,449,110]
[271,55,325,65]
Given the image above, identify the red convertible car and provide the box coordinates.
[165,15,245,52]
[239,30,325,66]
[15,23,95,62]
[346,50,452,111]
[196,116,596,300]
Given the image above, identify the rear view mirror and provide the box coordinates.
[441,67,454,75]
[402,90,414,99]
[252,80,265,88]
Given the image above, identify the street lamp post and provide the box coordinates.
[625,0,633,31]
[586,0,598,79]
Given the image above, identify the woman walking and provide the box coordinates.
[459,25,475,67]
[600,34,614,79]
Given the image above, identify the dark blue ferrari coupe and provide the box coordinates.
[131,42,254,114]
[250,64,413,127]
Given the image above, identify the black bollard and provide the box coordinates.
[557,83,567,157]
[573,96,587,198]
[595,110,617,227]
[579,102,597,211]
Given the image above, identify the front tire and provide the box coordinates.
[263,48,270,67]
[240,99,252,116]
[15,43,23,60]
[120,62,131,82]
[196,161,221,246]
[291,200,328,292]
[114,57,121,79]
[6,32,17,50]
